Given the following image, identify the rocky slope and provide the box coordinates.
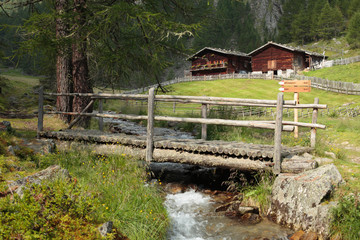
[248,0,284,39]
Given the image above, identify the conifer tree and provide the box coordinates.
[346,11,360,48]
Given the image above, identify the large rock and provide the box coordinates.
[268,164,343,237]
[6,165,71,198]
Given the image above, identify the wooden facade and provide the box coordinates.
[188,47,251,76]
[249,42,326,74]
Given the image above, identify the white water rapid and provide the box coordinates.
[165,189,292,240]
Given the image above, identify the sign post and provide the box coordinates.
[279,80,311,138]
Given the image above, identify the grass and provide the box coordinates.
[55,151,169,239]
[0,131,169,239]
[102,78,360,120]
[303,62,360,83]
[163,79,360,107]
[0,71,40,113]
[0,115,68,139]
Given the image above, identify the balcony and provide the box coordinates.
[190,62,228,72]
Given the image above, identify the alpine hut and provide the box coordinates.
[248,42,326,76]
[188,47,251,76]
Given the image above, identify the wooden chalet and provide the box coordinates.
[248,42,326,75]
[188,47,251,76]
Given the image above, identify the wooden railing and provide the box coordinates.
[125,73,360,96]
[37,87,327,174]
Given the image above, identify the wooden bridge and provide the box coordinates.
[37,87,327,174]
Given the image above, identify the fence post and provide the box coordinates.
[201,103,207,140]
[98,92,104,132]
[274,92,284,175]
[37,86,44,138]
[311,98,319,148]
[294,92,299,138]
[146,87,155,163]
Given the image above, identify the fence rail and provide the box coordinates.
[37,87,327,174]
[124,70,360,96]
[323,55,360,67]
[293,74,360,95]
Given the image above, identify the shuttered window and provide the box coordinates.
[268,60,277,70]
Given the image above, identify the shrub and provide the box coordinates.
[241,171,275,214]
[0,178,102,239]
[331,193,360,239]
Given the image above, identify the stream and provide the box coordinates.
[151,162,293,240]
[108,118,293,239]
[165,188,292,240]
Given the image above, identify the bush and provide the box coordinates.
[0,179,102,239]
[241,171,275,214]
[331,193,360,239]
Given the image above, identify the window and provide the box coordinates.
[268,60,277,70]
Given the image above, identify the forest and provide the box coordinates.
[0,0,360,89]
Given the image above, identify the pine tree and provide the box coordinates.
[317,1,344,40]
[346,11,360,48]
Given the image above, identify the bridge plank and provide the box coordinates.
[39,130,312,161]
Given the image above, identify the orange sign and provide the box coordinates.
[279,80,311,92]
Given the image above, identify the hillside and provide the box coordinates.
[298,37,360,59]
[164,78,359,108]
[303,62,360,83]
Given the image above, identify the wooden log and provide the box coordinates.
[273,93,284,175]
[281,158,318,173]
[311,98,319,148]
[37,86,44,138]
[98,92,104,131]
[48,111,294,132]
[146,88,155,163]
[201,103,207,140]
[283,104,327,109]
[156,95,297,105]
[152,149,271,171]
[152,116,295,131]
[67,100,94,129]
[46,111,148,120]
[258,121,326,129]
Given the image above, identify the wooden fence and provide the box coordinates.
[37,87,327,174]
[124,71,360,96]
[128,100,360,119]
[294,74,360,95]
[325,55,360,67]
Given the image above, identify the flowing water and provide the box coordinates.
[106,118,293,239]
[164,188,292,240]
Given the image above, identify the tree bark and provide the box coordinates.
[72,0,93,127]
[56,0,72,123]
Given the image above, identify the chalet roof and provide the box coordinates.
[187,47,249,61]
[248,41,326,58]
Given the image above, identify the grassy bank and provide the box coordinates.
[303,62,360,83]
[0,130,169,239]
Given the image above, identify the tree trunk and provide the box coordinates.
[72,0,93,128]
[56,0,72,123]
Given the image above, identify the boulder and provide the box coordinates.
[268,164,343,237]
[5,165,71,198]
[98,221,113,237]
[324,151,336,159]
